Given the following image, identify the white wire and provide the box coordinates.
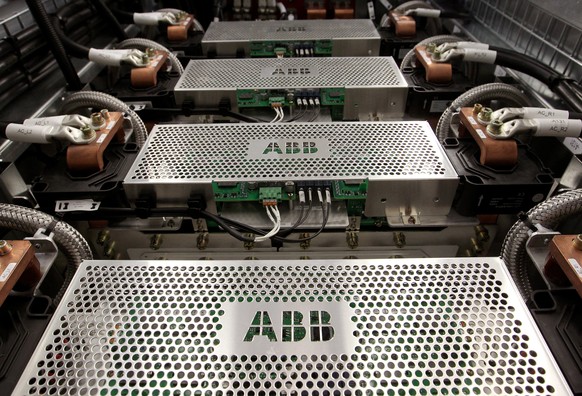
[269,107,280,123]
[279,107,285,122]
[254,205,281,242]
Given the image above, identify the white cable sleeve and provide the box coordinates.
[133,12,166,25]
[535,119,582,137]
[410,8,441,17]
[462,48,497,64]
[456,41,489,49]
[523,107,570,119]
[5,124,52,143]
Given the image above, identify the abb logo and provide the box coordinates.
[243,310,335,342]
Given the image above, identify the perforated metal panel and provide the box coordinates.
[173,57,407,119]
[122,122,457,217]
[14,258,572,395]
[176,58,404,90]
[125,122,452,182]
[202,20,380,57]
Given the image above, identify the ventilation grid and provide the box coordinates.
[15,258,570,396]
[202,20,380,42]
[125,122,455,183]
[176,57,405,90]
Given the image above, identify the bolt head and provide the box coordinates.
[573,234,582,251]
[472,103,483,115]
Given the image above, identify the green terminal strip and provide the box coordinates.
[249,40,333,57]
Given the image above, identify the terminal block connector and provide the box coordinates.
[259,187,282,206]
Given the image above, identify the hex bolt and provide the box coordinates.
[472,103,483,115]
[487,119,504,135]
[426,42,437,54]
[431,49,442,60]
[97,230,110,245]
[81,125,95,140]
[142,53,150,65]
[150,234,163,250]
[393,232,406,248]
[573,234,582,251]
[146,48,156,58]
[0,240,13,256]
[100,109,110,120]
[478,107,493,124]
[91,112,105,128]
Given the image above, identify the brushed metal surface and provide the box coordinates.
[174,57,408,119]
[122,121,457,217]
[202,19,380,57]
[14,258,572,395]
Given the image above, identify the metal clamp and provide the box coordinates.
[24,228,58,296]
[525,225,560,289]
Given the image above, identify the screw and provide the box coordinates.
[393,232,406,248]
[472,103,483,115]
[146,48,156,58]
[477,107,493,124]
[573,234,582,251]
[142,53,150,65]
[150,234,163,250]
[407,216,416,225]
[100,109,110,120]
[0,240,12,256]
[81,125,95,140]
[97,230,110,245]
[474,225,490,243]
[487,119,504,135]
[431,49,442,60]
[197,233,209,250]
[91,112,105,128]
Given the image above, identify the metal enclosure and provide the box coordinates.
[14,258,573,395]
[173,57,408,120]
[123,121,458,218]
[202,19,381,57]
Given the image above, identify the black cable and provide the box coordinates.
[51,16,91,59]
[24,0,82,90]
[110,7,136,24]
[92,0,128,41]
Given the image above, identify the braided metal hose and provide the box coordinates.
[400,34,463,71]
[435,83,531,142]
[117,38,184,75]
[61,91,148,146]
[0,204,92,305]
[501,189,582,300]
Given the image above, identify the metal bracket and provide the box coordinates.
[525,227,560,289]
[25,228,58,296]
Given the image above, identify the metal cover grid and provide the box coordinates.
[14,258,572,395]
[202,20,380,42]
[124,122,456,183]
[175,57,406,90]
